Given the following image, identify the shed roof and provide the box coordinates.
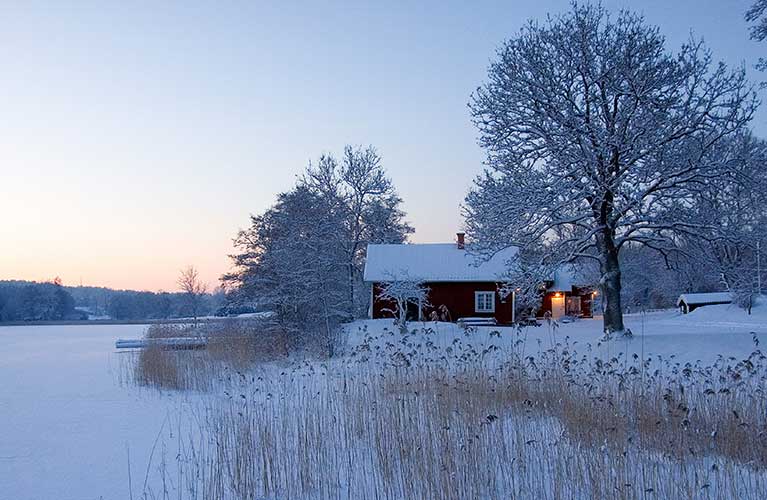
[676,292,732,306]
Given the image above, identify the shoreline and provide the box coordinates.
[0,317,233,327]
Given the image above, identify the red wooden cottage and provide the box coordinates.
[364,233,594,324]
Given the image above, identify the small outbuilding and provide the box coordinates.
[676,292,732,314]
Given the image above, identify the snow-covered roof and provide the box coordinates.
[363,243,519,282]
[676,292,732,306]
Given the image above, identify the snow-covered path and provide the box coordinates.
[0,324,191,500]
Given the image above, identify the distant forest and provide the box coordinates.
[0,280,231,322]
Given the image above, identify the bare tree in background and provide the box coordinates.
[178,265,207,323]
[682,132,767,313]
[465,3,756,337]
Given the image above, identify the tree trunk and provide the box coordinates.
[597,231,626,336]
[349,265,356,320]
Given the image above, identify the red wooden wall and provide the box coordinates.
[372,282,514,324]
[371,282,594,323]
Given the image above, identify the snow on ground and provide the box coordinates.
[0,302,765,499]
[346,301,767,367]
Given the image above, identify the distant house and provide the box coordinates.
[363,233,595,324]
[677,292,732,314]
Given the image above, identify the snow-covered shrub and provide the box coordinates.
[376,274,430,328]
[734,288,756,315]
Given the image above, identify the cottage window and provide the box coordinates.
[474,291,495,313]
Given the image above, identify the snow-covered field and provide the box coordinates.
[587,305,767,365]
[1,302,766,499]
[344,302,767,369]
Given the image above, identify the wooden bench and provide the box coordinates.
[456,317,498,327]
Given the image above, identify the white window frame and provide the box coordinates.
[474,291,495,313]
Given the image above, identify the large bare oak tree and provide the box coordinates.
[465,3,756,335]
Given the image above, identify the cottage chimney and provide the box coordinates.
[456,232,465,250]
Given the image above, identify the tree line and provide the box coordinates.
[0,279,227,322]
[69,283,226,321]
[0,279,79,322]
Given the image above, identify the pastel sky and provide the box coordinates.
[1,0,765,292]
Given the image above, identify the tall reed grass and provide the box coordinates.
[128,323,767,499]
[124,320,288,391]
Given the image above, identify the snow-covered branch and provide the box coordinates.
[376,273,431,326]
[465,4,757,334]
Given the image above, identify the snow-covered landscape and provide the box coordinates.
[4,1,767,499]
[2,302,766,499]
[349,304,767,366]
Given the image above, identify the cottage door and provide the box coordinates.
[551,295,565,319]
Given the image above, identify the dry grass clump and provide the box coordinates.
[133,344,186,389]
[130,324,202,389]
[205,320,288,369]
[351,324,767,468]
[127,319,288,391]
[551,355,767,468]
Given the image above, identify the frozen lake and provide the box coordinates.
[0,324,191,500]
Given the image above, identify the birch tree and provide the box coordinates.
[465,3,756,336]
